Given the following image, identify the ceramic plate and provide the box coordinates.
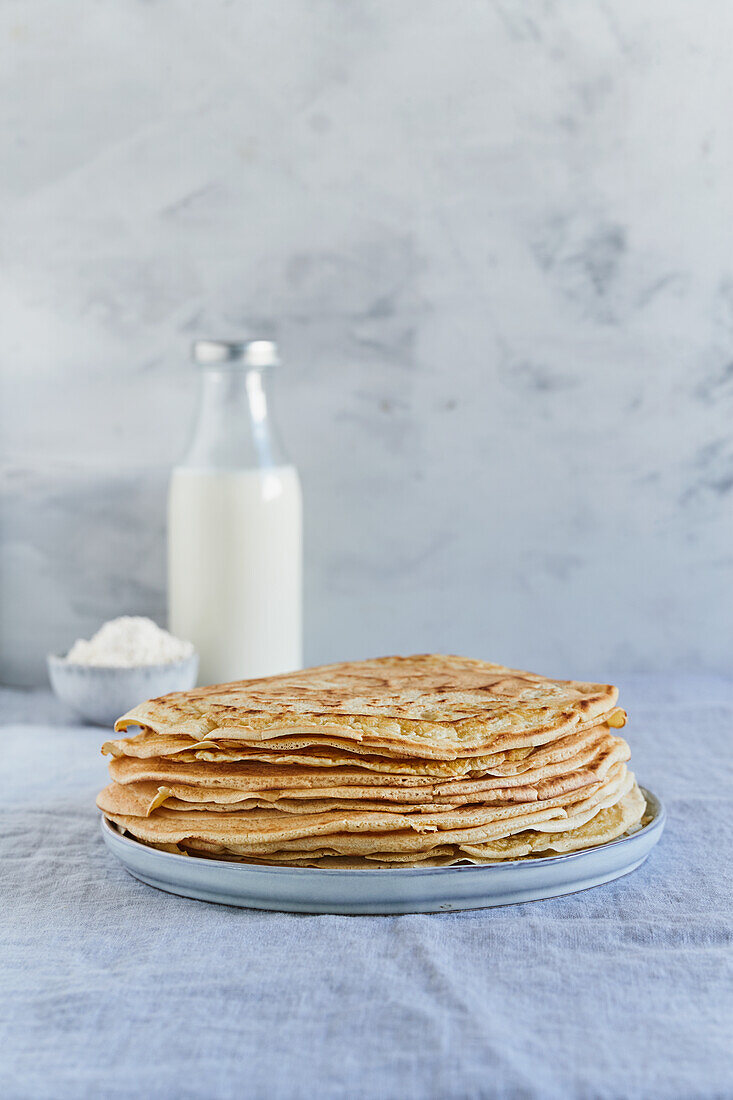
[100,787,665,914]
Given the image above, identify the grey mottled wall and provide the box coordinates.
[2,1,732,685]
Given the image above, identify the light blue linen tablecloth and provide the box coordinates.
[2,676,732,1100]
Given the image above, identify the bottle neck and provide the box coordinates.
[182,366,288,470]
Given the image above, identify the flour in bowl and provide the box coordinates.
[65,617,194,667]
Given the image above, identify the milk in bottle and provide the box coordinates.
[168,340,302,684]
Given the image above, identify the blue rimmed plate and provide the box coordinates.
[100,786,665,914]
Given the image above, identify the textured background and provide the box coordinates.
[2,1,732,685]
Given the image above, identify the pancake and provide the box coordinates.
[105,735,628,821]
[97,654,646,870]
[113,654,624,760]
[108,729,627,793]
[175,784,646,867]
[102,720,622,777]
[96,763,631,854]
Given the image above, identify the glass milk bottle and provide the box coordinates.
[168,339,302,684]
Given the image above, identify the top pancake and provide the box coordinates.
[114,654,621,761]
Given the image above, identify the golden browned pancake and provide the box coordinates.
[96,764,634,852]
[113,654,624,760]
[98,654,644,868]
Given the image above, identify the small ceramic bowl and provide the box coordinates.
[47,652,199,727]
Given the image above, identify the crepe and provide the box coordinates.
[113,654,625,761]
[97,654,646,870]
[186,784,646,867]
[105,733,629,819]
[102,721,622,778]
[97,763,633,852]
[108,728,627,793]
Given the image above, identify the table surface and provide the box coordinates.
[2,676,732,1100]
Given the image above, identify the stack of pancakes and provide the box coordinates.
[97,655,646,867]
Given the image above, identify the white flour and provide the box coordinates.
[64,616,194,667]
